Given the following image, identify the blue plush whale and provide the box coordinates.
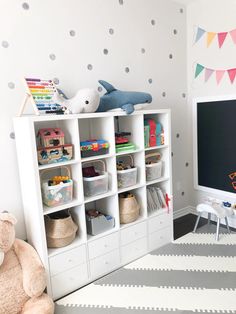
[96,80,152,114]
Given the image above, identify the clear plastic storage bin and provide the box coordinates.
[83,160,109,197]
[145,153,163,181]
[41,166,73,207]
[117,155,137,189]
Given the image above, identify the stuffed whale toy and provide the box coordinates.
[96,80,152,114]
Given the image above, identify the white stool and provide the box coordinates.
[193,203,233,241]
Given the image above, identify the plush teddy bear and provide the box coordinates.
[0,212,54,314]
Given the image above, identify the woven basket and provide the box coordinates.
[119,194,140,224]
[45,210,78,248]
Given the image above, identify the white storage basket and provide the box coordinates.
[117,155,137,189]
[145,153,163,181]
[83,160,108,197]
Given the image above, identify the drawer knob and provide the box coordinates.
[134,232,138,236]
[160,221,163,224]
[104,244,108,248]
[160,236,163,240]
[104,261,109,265]
[68,259,72,263]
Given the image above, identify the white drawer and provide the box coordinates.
[121,237,147,265]
[149,226,172,251]
[120,221,147,246]
[90,249,120,279]
[49,244,87,276]
[51,263,88,300]
[88,232,119,259]
[148,212,172,234]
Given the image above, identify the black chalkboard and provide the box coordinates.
[197,100,236,194]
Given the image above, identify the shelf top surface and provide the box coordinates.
[14,109,171,122]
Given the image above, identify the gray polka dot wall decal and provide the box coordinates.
[10,132,15,139]
[53,78,59,85]
[125,67,130,73]
[173,29,178,35]
[171,152,173,157]
[169,54,173,59]
[109,28,114,35]
[176,133,180,138]
[69,30,76,37]
[2,41,9,48]
[181,191,185,196]
[151,19,156,26]
[182,93,186,98]
[49,53,56,61]
[148,78,153,84]
[87,64,93,70]
[162,92,166,97]
[180,8,184,13]
[185,162,189,167]
[141,48,145,54]
[8,82,15,89]
[103,49,108,55]
[22,2,29,10]
[98,86,103,92]
[119,0,124,4]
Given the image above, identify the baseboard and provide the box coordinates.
[173,206,194,219]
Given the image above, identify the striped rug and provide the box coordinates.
[56,225,236,313]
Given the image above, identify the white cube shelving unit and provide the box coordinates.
[13,109,173,300]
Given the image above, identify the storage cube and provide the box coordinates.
[41,180,73,207]
[86,214,115,236]
[117,168,137,189]
[146,161,163,181]
[83,172,108,197]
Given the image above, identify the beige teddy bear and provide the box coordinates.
[0,212,54,314]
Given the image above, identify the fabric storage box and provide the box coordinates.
[83,160,108,197]
[41,166,73,207]
[37,144,73,165]
[86,211,115,236]
[145,153,163,181]
[117,155,137,189]
[80,139,109,158]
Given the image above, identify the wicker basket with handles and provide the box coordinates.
[41,166,73,207]
[119,193,140,224]
[45,210,78,248]
[145,152,162,181]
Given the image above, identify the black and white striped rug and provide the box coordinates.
[56,225,236,313]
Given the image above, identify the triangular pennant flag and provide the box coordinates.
[230,29,236,44]
[215,70,225,85]
[227,68,236,84]
[218,32,228,48]
[205,68,214,82]
[207,32,216,47]
[195,27,206,43]
[195,64,205,78]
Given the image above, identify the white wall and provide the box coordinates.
[0,0,187,238]
[187,0,236,222]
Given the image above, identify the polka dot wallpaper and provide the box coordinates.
[0,0,188,238]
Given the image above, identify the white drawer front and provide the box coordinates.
[90,249,120,279]
[120,221,147,246]
[49,245,87,276]
[51,263,88,300]
[88,232,119,259]
[121,237,147,265]
[149,227,172,251]
[148,213,172,234]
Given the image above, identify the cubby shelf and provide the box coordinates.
[13,109,173,301]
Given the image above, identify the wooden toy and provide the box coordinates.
[37,144,73,165]
[38,128,64,147]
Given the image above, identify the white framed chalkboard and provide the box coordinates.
[193,95,236,198]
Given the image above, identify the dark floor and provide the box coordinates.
[174,213,236,240]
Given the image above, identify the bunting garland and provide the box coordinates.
[195,27,236,48]
[194,63,236,84]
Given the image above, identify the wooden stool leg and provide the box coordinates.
[193,213,201,233]
[216,218,220,241]
[225,217,230,234]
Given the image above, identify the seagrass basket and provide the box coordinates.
[119,193,140,224]
[45,210,78,248]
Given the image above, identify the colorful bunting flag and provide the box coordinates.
[195,64,236,84]
[195,26,236,48]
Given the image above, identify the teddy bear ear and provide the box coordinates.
[0,212,17,225]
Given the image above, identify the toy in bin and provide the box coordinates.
[37,144,73,165]
[86,209,115,236]
[80,139,109,158]
[82,160,108,197]
[145,152,163,181]
[38,128,64,147]
[41,166,73,207]
[117,155,137,189]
